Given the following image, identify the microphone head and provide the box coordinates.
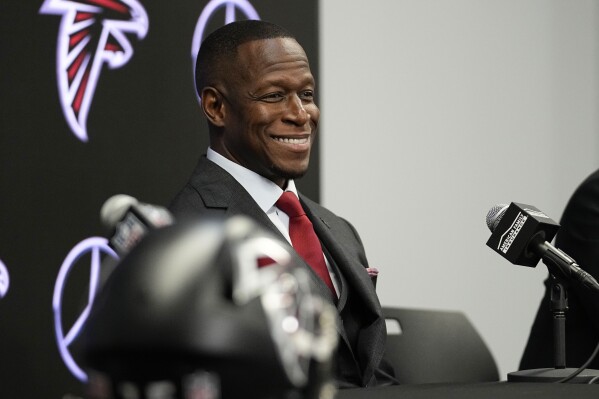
[100,194,139,229]
[486,204,509,232]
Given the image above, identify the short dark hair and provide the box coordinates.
[195,20,296,94]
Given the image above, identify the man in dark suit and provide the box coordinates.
[169,20,396,388]
[520,169,599,370]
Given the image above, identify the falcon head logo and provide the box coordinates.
[40,0,149,142]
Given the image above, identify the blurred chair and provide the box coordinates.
[383,307,499,384]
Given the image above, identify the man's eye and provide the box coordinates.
[300,91,314,100]
[260,93,285,102]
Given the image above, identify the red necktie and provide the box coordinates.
[276,192,336,296]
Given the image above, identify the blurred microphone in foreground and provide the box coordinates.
[78,215,338,399]
[100,194,174,256]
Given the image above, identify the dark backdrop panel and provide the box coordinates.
[0,1,319,397]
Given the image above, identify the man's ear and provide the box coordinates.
[201,87,226,127]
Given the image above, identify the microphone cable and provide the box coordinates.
[556,338,599,384]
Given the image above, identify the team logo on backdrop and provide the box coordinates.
[191,0,260,101]
[40,0,149,142]
[0,259,9,299]
[53,237,118,382]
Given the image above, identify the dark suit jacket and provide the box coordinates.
[520,169,599,370]
[169,156,396,387]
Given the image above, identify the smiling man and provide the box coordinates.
[201,34,317,186]
[169,20,396,388]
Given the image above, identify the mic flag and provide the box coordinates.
[486,202,599,291]
[486,202,560,267]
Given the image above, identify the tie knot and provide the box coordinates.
[276,191,305,218]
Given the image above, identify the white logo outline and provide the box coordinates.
[53,237,118,382]
[40,0,149,142]
[191,0,260,102]
[0,259,9,299]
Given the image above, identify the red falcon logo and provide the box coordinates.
[40,0,148,142]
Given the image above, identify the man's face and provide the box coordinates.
[214,37,319,187]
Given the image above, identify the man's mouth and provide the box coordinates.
[272,136,310,145]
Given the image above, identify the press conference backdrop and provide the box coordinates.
[320,0,599,380]
[0,1,318,397]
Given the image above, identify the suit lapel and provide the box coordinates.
[300,194,387,385]
[300,195,380,313]
[190,157,281,236]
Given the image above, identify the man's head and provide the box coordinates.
[196,20,320,188]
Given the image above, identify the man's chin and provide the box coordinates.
[270,165,308,181]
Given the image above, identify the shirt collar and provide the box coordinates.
[206,147,299,211]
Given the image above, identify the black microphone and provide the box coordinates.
[486,202,599,292]
[100,194,174,256]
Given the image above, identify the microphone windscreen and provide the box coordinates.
[486,204,509,232]
[100,194,139,229]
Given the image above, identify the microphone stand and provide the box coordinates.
[508,277,599,383]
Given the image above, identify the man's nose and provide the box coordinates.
[284,94,309,125]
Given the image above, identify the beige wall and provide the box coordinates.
[319,0,599,379]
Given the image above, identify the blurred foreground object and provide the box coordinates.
[79,216,338,399]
